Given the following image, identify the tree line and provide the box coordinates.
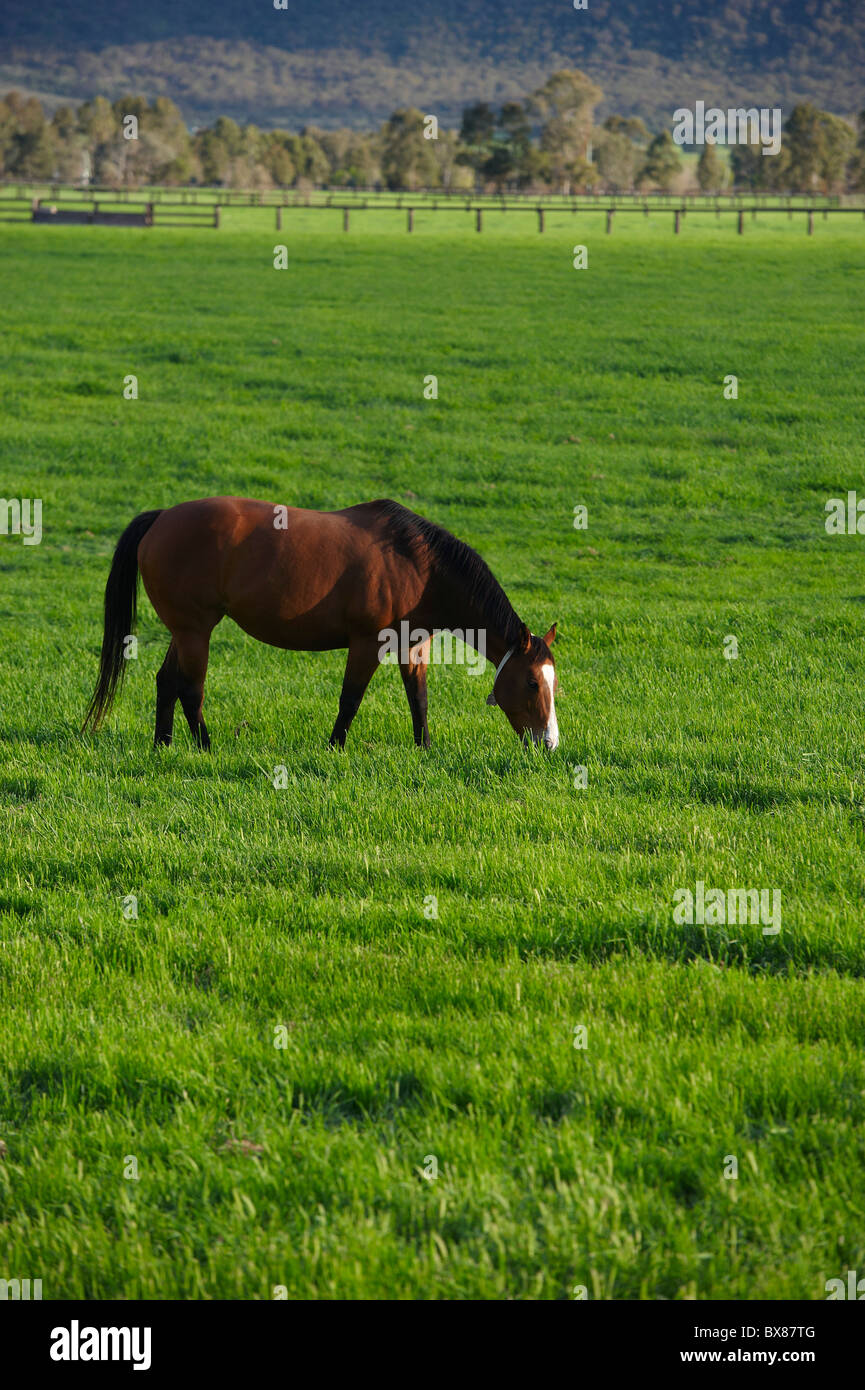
[1,71,863,195]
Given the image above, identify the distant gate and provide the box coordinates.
[32,198,153,226]
[27,198,220,228]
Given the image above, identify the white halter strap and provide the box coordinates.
[495,644,514,683]
[493,644,517,685]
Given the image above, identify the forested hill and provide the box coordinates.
[0,0,862,129]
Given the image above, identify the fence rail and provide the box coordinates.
[276,201,861,236]
[0,183,860,236]
[0,195,220,227]
[0,180,854,211]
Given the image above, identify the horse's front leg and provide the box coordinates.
[399,642,431,748]
[329,638,380,748]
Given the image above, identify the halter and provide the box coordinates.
[492,635,533,688]
[492,648,514,685]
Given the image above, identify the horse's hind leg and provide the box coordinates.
[173,629,214,751]
[329,638,380,748]
[399,643,431,748]
[154,639,180,747]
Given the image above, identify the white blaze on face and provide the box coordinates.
[541,664,559,749]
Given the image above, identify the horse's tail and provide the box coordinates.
[82,509,163,732]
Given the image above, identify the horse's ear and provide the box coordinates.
[486,690,497,705]
[519,623,532,654]
[543,622,557,646]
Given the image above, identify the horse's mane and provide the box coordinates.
[372,499,525,647]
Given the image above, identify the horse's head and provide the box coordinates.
[487,623,559,749]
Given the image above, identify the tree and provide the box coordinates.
[484,142,515,190]
[816,111,855,191]
[11,125,55,179]
[459,102,495,147]
[49,106,86,182]
[0,92,54,178]
[531,69,603,193]
[603,115,649,146]
[848,110,865,192]
[293,129,331,186]
[261,132,297,187]
[729,140,768,190]
[343,133,380,187]
[639,130,682,191]
[78,96,119,176]
[210,117,244,159]
[195,129,232,184]
[696,143,725,192]
[595,129,639,191]
[784,103,823,192]
[485,101,532,188]
[0,97,18,176]
[458,102,495,185]
[428,128,462,191]
[780,104,854,192]
[380,109,438,190]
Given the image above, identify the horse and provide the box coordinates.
[82,497,560,752]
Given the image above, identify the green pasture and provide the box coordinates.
[0,209,863,1298]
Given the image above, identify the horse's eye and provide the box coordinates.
[528,678,539,690]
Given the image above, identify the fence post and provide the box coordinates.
[737,211,744,234]
[476,207,482,232]
[343,207,350,232]
[276,206,282,231]
[537,207,544,233]
[673,209,680,234]
[407,207,414,232]
[606,208,614,233]
[644,202,649,217]
[213,205,220,228]
[807,210,814,235]
[146,202,154,227]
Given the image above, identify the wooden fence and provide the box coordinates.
[274,201,862,235]
[0,183,861,236]
[0,194,220,227]
[0,180,852,210]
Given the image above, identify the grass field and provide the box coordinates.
[1,206,864,1299]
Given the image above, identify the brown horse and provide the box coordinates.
[83,497,559,751]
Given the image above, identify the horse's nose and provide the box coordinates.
[543,733,559,750]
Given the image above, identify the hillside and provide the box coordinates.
[0,0,862,129]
